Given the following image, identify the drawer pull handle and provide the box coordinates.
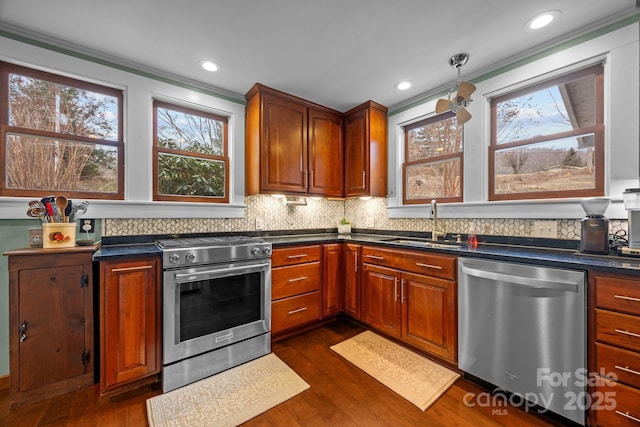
[615,328,640,339]
[614,294,640,303]
[288,307,308,315]
[287,254,308,259]
[288,276,307,283]
[364,255,384,260]
[111,265,153,272]
[416,262,443,270]
[615,411,640,423]
[614,365,640,377]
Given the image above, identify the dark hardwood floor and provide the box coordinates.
[1,319,564,426]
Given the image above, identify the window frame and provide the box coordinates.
[0,61,125,199]
[488,63,605,201]
[402,111,464,204]
[152,100,230,203]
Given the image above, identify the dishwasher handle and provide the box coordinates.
[460,263,579,292]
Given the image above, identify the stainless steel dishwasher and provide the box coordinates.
[458,257,586,425]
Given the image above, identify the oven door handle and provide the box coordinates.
[174,262,270,282]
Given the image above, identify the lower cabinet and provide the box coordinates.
[589,271,640,426]
[361,246,457,364]
[99,256,162,395]
[5,246,96,408]
[322,243,343,317]
[344,243,362,320]
[271,245,322,335]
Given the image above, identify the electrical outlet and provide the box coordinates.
[366,216,375,228]
[533,220,557,238]
[255,217,264,230]
[81,219,95,233]
[29,228,43,247]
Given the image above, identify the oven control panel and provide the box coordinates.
[161,239,272,268]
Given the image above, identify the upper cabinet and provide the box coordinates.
[344,101,388,198]
[245,84,344,197]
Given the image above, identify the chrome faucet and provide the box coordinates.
[431,199,445,241]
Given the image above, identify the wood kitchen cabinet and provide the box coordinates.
[99,256,161,396]
[245,83,344,197]
[361,246,457,363]
[271,245,322,335]
[589,271,640,426]
[4,246,96,408]
[344,243,362,320]
[322,243,343,317]
[344,101,388,198]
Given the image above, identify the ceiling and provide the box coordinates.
[0,0,637,112]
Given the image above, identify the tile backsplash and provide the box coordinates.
[104,195,627,240]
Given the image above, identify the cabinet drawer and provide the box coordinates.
[594,275,640,316]
[594,376,640,426]
[272,261,321,300]
[596,309,640,352]
[271,291,322,334]
[362,246,456,280]
[596,342,640,389]
[272,245,321,267]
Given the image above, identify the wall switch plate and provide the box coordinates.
[29,228,43,247]
[255,217,264,230]
[81,219,95,233]
[533,220,558,238]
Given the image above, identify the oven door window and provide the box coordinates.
[179,272,261,342]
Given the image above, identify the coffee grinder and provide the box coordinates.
[579,198,610,254]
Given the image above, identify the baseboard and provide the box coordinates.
[0,374,9,390]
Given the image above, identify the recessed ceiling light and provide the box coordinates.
[526,10,561,30]
[395,80,414,91]
[200,60,219,72]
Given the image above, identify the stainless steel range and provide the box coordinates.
[157,236,272,392]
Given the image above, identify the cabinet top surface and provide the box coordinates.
[4,244,99,257]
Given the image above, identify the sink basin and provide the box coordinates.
[383,238,461,249]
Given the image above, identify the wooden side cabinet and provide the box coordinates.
[5,246,96,408]
[99,256,161,396]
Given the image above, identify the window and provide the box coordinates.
[0,62,124,199]
[403,112,463,204]
[489,64,604,200]
[153,100,229,203]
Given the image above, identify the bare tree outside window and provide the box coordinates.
[489,64,604,200]
[0,62,123,198]
[403,112,463,203]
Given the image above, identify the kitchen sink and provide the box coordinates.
[383,238,461,249]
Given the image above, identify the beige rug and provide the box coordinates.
[146,353,309,427]
[331,330,460,411]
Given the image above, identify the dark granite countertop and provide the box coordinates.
[93,230,640,275]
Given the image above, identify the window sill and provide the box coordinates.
[387,198,627,220]
[1,198,245,220]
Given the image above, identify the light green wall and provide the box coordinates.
[0,219,101,376]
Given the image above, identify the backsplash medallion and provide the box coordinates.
[104,195,627,240]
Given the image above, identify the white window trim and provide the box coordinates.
[0,35,246,219]
[387,22,639,220]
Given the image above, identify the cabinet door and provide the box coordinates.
[344,108,368,196]
[261,93,308,193]
[17,264,88,392]
[344,243,362,319]
[308,108,344,196]
[362,263,401,337]
[101,257,161,392]
[322,243,343,317]
[402,271,456,362]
